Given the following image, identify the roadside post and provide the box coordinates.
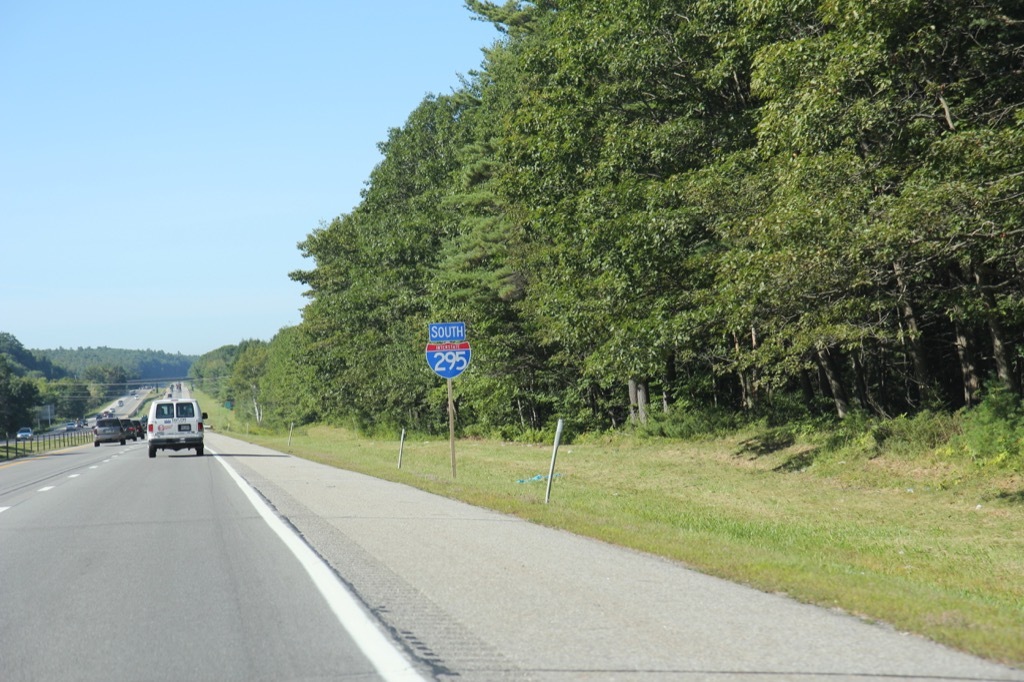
[426,321,471,478]
[545,419,565,504]
[398,428,406,469]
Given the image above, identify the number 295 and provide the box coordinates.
[432,350,469,372]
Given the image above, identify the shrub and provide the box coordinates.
[955,385,1024,470]
[638,405,744,440]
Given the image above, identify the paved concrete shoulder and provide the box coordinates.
[204,432,1024,682]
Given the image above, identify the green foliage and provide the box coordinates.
[189,344,239,402]
[0,354,40,434]
[37,377,91,421]
[956,386,1024,470]
[0,332,65,379]
[228,340,269,425]
[869,411,961,458]
[220,1,1024,441]
[258,326,319,427]
[639,405,746,440]
[37,345,196,381]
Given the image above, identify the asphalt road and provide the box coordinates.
[2,426,1022,681]
[0,440,416,681]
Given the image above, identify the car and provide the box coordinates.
[147,398,206,457]
[65,421,76,431]
[119,419,138,441]
[16,427,33,440]
[131,419,143,440]
[93,418,125,446]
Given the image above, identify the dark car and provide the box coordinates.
[131,420,144,440]
[119,419,138,441]
[93,418,125,446]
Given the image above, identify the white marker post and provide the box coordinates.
[545,419,565,504]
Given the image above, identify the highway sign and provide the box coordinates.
[429,322,466,343]
[426,341,471,379]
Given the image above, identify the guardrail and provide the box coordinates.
[2,428,94,460]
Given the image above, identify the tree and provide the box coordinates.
[228,341,269,425]
[190,345,239,402]
[259,326,319,427]
[292,93,476,432]
[0,355,40,434]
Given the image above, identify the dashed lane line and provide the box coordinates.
[1,452,120,508]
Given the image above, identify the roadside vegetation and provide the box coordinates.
[189,1,1024,443]
[6,0,1022,667]
[185,3,1024,666]
[196,388,1024,668]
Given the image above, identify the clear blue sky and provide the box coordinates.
[1,1,499,356]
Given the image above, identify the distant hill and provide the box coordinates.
[34,346,198,381]
[0,332,66,379]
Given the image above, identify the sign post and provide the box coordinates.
[447,378,456,478]
[426,322,470,478]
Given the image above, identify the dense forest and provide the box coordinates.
[37,346,196,382]
[195,0,1024,442]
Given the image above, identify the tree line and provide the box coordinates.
[196,0,1024,439]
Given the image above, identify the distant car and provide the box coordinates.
[16,427,33,440]
[131,419,144,439]
[93,418,125,446]
[65,421,76,431]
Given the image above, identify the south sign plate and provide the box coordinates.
[426,341,471,379]
[429,322,466,343]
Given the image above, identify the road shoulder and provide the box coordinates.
[205,431,1024,682]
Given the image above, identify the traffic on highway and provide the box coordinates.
[0,386,417,681]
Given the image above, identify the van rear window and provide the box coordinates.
[176,403,195,418]
[155,404,174,419]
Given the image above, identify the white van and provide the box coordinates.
[146,398,207,458]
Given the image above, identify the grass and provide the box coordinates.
[195,390,1024,669]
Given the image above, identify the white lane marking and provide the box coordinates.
[69,474,80,478]
[0,507,10,513]
[89,466,99,469]
[38,486,55,492]
[211,449,424,682]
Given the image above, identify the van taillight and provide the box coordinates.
[148,423,154,433]
[198,422,204,431]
